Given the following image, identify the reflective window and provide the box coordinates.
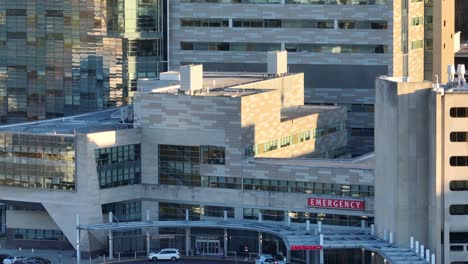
[13,229,66,241]
[159,202,234,221]
[201,145,225,164]
[181,18,229,27]
[102,200,142,222]
[180,0,386,4]
[0,133,75,190]
[159,145,200,186]
[289,211,372,226]
[95,144,141,189]
[243,208,284,221]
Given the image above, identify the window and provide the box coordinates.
[450,181,468,191]
[201,146,225,164]
[450,132,468,142]
[280,136,292,147]
[449,205,468,215]
[450,245,464,251]
[13,229,66,241]
[411,16,424,26]
[411,40,424,49]
[450,232,468,243]
[264,140,278,152]
[450,107,468,117]
[450,156,468,166]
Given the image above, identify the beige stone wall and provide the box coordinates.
[432,0,455,84]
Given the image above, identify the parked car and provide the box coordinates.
[255,254,287,264]
[24,257,51,264]
[148,248,181,262]
[0,256,10,263]
[255,254,274,264]
[3,256,26,264]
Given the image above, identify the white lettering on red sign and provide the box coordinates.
[307,198,365,210]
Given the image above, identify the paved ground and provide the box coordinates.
[115,260,252,264]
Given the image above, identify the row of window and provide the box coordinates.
[351,128,374,137]
[181,42,388,54]
[180,0,386,5]
[13,228,66,241]
[95,144,142,189]
[450,107,468,117]
[159,202,373,227]
[245,121,345,157]
[180,18,387,30]
[449,205,468,215]
[159,174,374,197]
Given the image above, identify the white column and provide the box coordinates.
[146,210,150,221]
[224,229,228,256]
[431,253,435,264]
[317,221,322,233]
[370,224,375,235]
[361,249,365,264]
[410,237,414,250]
[109,212,113,260]
[415,241,419,254]
[319,234,324,264]
[306,220,310,232]
[228,18,233,28]
[76,215,80,264]
[420,245,425,258]
[185,209,189,221]
[224,211,228,221]
[389,232,393,244]
[258,233,263,255]
[361,220,366,229]
[258,213,262,223]
[425,249,430,262]
[146,232,150,256]
[383,229,388,241]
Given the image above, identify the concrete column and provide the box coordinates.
[371,252,375,264]
[389,232,393,244]
[185,209,189,221]
[383,229,388,240]
[370,224,375,235]
[415,241,419,254]
[281,43,285,51]
[275,240,279,255]
[224,229,228,255]
[319,234,324,264]
[420,245,424,258]
[306,250,310,264]
[334,19,338,29]
[258,213,262,223]
[228,18,233,28]
[317,221,322,233]
[431,253,435,264]
[425,249,430,262]
[108,212,113,260]
[361,249,365,264]
[185,228,191,256]
[410,237,414,250]
[258,233,262,255]
[146,210,150,221]
[286,249,291,262]
[280,0,285,4]
[224,211,227,221]
[361,220,366,229]
[146,232,150,256]
[76,215,80,264]
[306,220,310,232]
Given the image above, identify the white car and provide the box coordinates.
[3,256,26,264]
[148,248,181,262]
[255,254,287,264]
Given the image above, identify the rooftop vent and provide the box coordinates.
[180,64,203,93]
[267,50,288,76]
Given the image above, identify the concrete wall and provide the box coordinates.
[374,77,432,245]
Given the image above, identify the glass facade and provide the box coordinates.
[181,0,386,5]
[102,200,142,222]
[0,133,75,190]
[13,228,66,241]
[0,0,165,123]
[159,202,234,221]
[95,144,141,189]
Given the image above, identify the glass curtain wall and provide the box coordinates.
[0,0,165,123]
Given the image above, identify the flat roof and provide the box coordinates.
[139,72,287,97]
[281,105,342,122]
[0,108,132,135]
[255,153,375,170]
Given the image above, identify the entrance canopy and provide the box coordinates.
[78,219,428,264]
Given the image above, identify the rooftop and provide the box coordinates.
[255,153,375,170]
[0,108,132,135]
[139,72,284,97]
[281,105,341,122]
